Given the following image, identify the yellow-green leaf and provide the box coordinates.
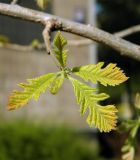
[69,77,117,132]
[72,62,128,86]
[87,104,118,132]
[49,72,64,95]
[53,31,68,67]
[8,73,56,110]
[134,93,140,109]
[54,31,67,49]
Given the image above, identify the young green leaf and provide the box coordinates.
[49,72,64,95]
[122,135,136,160]
[130,124,139,138]
[53,31,68,67]
[36,0,48,10]
[121,119,139,160]
[8,73,56,110]
[69,77,117,132]
[72,62,128,86]
[7,31,129,133]
[122,145,135,160]
[87,104,118,132]
[118,120,139,133]
[135,93,140,109]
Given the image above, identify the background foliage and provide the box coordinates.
[0,121,98,160]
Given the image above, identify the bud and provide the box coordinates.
[36,0,48,10]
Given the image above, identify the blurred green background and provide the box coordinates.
[0,121,99,160]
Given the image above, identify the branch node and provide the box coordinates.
[42,19,61,54]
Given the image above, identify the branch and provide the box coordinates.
[0,39,92,52]
[67,25,140,47]
[0,3,140,60]
[0,39,93,51]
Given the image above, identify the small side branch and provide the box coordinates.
[42,21,52,54]
[42,19,60,68]
[0,43,33,52]
[115,25,140,37]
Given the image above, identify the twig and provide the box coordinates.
[0,3,140,60]
[115,24,140,37]
[42,21,52,54]
[42,20,60,68]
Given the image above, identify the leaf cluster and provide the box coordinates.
[8,31,128,132]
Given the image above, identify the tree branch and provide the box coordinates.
[0,3,140,60]
[67,25,140,47]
